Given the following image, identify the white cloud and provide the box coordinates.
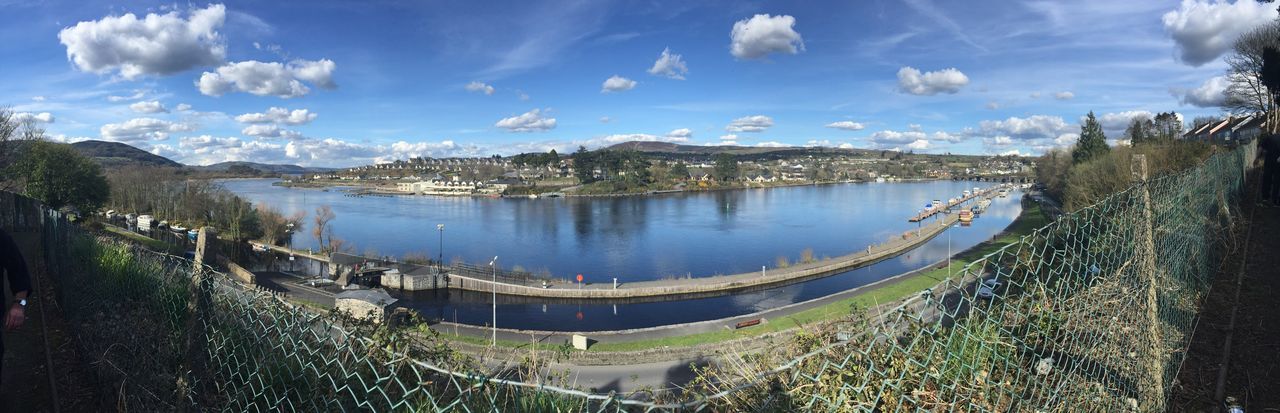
[726,115,773,132]
[234,107,317,125]
[999,149,1024,157]
[988,136,1015,146]
[719,134,739,141]
[601,75,637,93]
[1094,111,1154,136]
[979,115,1072,140]
[648,47,688,79]
[599,116,611,123]
[825,121,865,131]
[466,81,495,95]
[241,124,301,139]
[1054,91,1074,100]
[11,112,55,124]
[869,130,928,144]
[495,109,557,132]
[1177,75,1228,107]
[595,133,690,145]
[905,139,931,150]
[100,118,195,144]
[31,96,45,102]
[129,100,168,113]
[175,103,192,112]
[1162,0,1278,66]
[755,141,791,148]
[665,128,693,141]
[197,59,337,98]
[897,66,969,95]
[931,131,963,143]
[1055,133,1080,146]
[58,4,226,79]
[107,90,147,102]
[729,14,804,59]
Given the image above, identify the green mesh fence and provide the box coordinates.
[3,140,1256,412]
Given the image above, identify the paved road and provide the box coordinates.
[254,271,337,306]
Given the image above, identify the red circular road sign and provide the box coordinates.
[576,274,584,283]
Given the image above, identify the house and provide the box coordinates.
[1228,115,1267,142]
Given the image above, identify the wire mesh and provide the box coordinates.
[3,140,1256,412]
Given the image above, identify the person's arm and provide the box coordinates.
[0,229,31,330]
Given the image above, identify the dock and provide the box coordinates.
[909,184,1009,222]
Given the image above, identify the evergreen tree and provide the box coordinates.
[713,153,739,181]
[1072,111,1109,164]
[1152,112,1183,141]
[1125,117,1153,145]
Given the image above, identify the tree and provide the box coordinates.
[1125,117,1154,145]
[1224,20,1280,133]
[669,162,689,180]
[713,153,739,181]
[1073,111,1109,164]
[0,107,45,190]
[18,140,110,213]
[257,204,304,245]
[313,205,336,252]
[572,146,597,183]
[1152,112,1183,141]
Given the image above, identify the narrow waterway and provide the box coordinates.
[223,179,1021,331]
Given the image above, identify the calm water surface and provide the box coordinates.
[221,179,1022,331]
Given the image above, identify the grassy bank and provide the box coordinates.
[100,224,184,255]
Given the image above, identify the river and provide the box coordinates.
[221,179,1022,331]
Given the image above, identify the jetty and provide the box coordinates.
[909,184,1009,222]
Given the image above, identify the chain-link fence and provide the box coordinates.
[3,140,1257,411]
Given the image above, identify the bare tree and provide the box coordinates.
[312,205,336,252]
[0,107,46,190]
[1224,20,1280,133]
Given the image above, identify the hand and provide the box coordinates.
[5,304,25,331]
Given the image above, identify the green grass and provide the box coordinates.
[102,225,184,254]
[443,198,1050,353]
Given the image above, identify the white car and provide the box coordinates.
[977,278,1002,299]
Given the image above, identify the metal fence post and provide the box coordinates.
[1132,154,1164,411]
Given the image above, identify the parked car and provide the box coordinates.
[977,278,1002,299]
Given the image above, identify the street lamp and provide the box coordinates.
[436,224,445,273]
[489,256,498,347]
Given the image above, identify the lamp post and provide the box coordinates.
[436,224,445,273]
[489,256,498,347]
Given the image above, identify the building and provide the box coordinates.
[380,267,447,291]
[336,289,397,322]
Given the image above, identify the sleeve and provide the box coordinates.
[0,229,32,296]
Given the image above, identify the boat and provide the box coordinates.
[958,210,973,223]
[933,199,943,209]
[137,215,154,232]
[976,198,991,211]
[997,189,1009,197]
[962,190,971,197]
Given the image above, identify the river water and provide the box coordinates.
[221,179,1022,331]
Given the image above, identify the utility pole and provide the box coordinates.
[436,224,445,274]
[489,256,498,347]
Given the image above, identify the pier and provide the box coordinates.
[909,184,1008,222]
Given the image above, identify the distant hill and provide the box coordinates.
[189,161,336,174]
[71,140,183,168]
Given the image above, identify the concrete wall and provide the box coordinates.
[337,298,387,322]
[226,261,256,285]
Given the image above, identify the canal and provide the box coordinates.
[222,179,1022,331]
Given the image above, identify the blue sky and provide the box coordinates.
[0,0,1271,166]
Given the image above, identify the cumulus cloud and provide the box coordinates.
[648,47,688,79]
[99,118,195,144]
[241,124,302,139]
[175,103,192,112]
[495,109,557,132]
[1176,75,1228,107]
[1054,91,1074,100]
[1094,111,1154,136]
[11,112,55,124]
[197,59,337,98]
[601,75,637,93]
[595,133,690,145]
[755,141,791,148]
[665,128,693,141]
[465,81,495,95]
[1162,0,1278,66]
[719,134,739,142]
[129,100,167,113]
[729,14,804,59]
[825,121,865,131]
[234,107,317,125]
[979,115,1072,140]
[869,130,928,144]
[726,115,773,133]
[931,131,963,143]
[58,4,226,79]
[107,90,147,102]
[32,96,45,102]
[897,66,969,95]
[905,139,931,150]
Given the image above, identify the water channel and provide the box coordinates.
[222,179,1023,331]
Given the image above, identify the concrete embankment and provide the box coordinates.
[448,213,961,300]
